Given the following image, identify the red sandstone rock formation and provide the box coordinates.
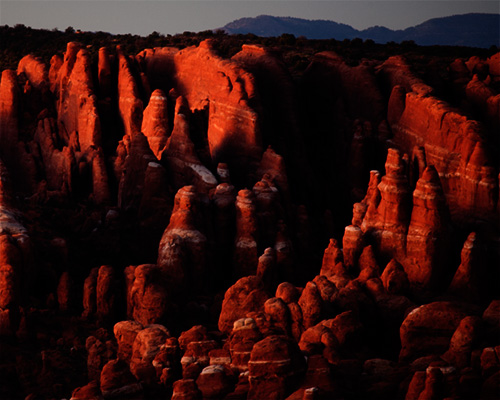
[361,148,411,260]
[319,239,343,279]
[263,296,290,335]
[162,99,217,193]
[55,42,102,150]
[82,267,99,318]
[116,46,143,139]
[129,324,170,383]
[17,54,47,86]
[218,276,269,334]
[96,265,117,322]
[381,259,409,295]
[97,47,113,100]
[140,41,263,177]
[387,68,498,221]
[129,264,169,326]
[117,131,157,210]
[298,281,323,330]
[405,166,451,296]
[0,39,498,400]
[448,232,484,302]
[114,320,143,362]
[399,301,479,361]
[0,70,19,153]
[100,358,142,398]
[232,44,309,201]
[34,117,74,192]
[299,322,340,364]
[227,317,262,372]
[0,162,35,336]
[172,40,262,172]
[248,335,306,399]
[171,378,202,400]
[256,147,291,205]
[233,189,259,277]
[157,186,207,297]
[442,315,481,368]
[141,89,170,159]
[196,364,235,399]
[49,54,63,93]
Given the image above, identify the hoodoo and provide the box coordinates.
[0,33,498,400]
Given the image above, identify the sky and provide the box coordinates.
[0,0,499,36]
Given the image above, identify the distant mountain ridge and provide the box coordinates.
[221,13,500,48]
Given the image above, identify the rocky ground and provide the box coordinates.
[0,38,499,399]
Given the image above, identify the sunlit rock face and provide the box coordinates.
[141,88,169,159]
[55,42,103,151]
[173,40,262,172]
[0,36,498,400]
[0,70,20,154]
[384,56,498,223]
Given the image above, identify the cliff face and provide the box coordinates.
[0,40,498,400]
[383,56,498,223]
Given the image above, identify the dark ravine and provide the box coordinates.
[0,32,499,400]
[221,13,500,48]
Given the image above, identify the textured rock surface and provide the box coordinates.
[218,276,269,334]
[399,301,479,361]
[172,40,262,173]
[116,46,143,139]
[385,57,498,221]
[405,166,451,296]
[0,38,498,400]
[129,324,170,383]
[55,42,102,151]
[157,185,207,297]
[248,335,306,400]
[234,189,259,277]
[361,148,411,260]
[141,89,169,159]
[0,70,19,154]
[162,98,218,193]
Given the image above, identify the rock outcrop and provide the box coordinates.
[248,335,306,400]
[55,42,102,151]
[385,57,498,221]
[116,46,143,139]
[0,37,498,400]
[218,276,269,334]
[172,40,262,174]
[162,99,217,193]
[361,148,411,260]
[405,166,451,296]
[157,186,207,298]
[141,89,169,159]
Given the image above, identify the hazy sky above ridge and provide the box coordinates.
[1,0,499,36]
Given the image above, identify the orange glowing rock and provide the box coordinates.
[405,166,451,296]
[56,42,102,151]
[142,89,169,159]
[218,276,269,335]
[0,70,19,151]
[173,40,262,170]
[17,54,48,91]
[163,100,217,193]
[116,45,143,139]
